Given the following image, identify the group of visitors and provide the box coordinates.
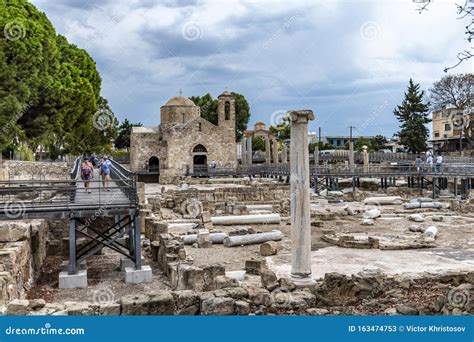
[415,151,443,173]
[80,155,112,193]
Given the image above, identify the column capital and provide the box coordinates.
[288,110,314,123]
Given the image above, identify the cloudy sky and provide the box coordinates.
[31,0,472,138]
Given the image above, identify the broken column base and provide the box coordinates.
[125,265,152,284]
[291,274,316,287]
[120,257,145,271]
[58,270,88,289]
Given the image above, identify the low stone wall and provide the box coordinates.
[0,161,69,180]
[7,271,472,316]
[150,184,289,215]
[0,220,48,305]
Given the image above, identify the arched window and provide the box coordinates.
[193,144,207,153]
[198,122,202,132]
[182,113,185,123]
[224,101,230,120]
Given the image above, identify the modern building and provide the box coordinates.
[430,107,473,153]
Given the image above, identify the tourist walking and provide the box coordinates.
[80,158,94,194]
[436,154,443,173]
[99,156,112,191]
[415,155,422,173]
[426,153,433,171]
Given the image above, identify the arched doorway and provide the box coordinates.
[192,144,208,175]
[148,156,159,173]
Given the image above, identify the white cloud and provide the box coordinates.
[30,0,472,137]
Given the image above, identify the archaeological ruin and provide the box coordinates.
[0,104,473,317]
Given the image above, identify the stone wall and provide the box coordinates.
[0,220,48,305]
[151,184,289,215]
[8,270,473,316]
[0,161,69,180]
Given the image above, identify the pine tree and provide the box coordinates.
[393,79,431,153]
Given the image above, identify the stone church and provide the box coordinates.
[130,91,237,182]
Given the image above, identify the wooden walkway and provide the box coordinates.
[74,169,130,206]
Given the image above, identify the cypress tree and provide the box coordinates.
[393,79,431,153]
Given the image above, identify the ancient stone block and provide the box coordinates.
[260,269,279,291]
[147,292,176,315]
[260,241,278,256]
[172,290,200,315]
[247,287,272,306]
[0,222,30,242]
[235,300,251,315]
[200,296,235,315]
[214,275,239,289]
[120,294,150,315]
[245,259,267,275]
[177,264,205,291]
[6,299,30,315]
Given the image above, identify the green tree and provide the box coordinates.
[269,119,290,142]
[371,135,388,151]
[115,119,143,151]
[190,93,217,125]
[393,79,431,153]
[252,136,266,152]
[190,92,251,141]
[0,0,116,158]
[354,137,373,152]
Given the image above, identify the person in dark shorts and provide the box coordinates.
[80,158,94,193]
[99,156,112,191]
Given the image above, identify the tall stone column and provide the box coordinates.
[289,110,315,286]
[363,145,369,173]
[349,140,354,171]
[246,135,253,165]
[265,137,271,164]
[272,139,279,164]
[282,143,288,164]
[241,137,247,165]
[313,145,319,167]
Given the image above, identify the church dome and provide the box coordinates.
[163,96,196,107]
